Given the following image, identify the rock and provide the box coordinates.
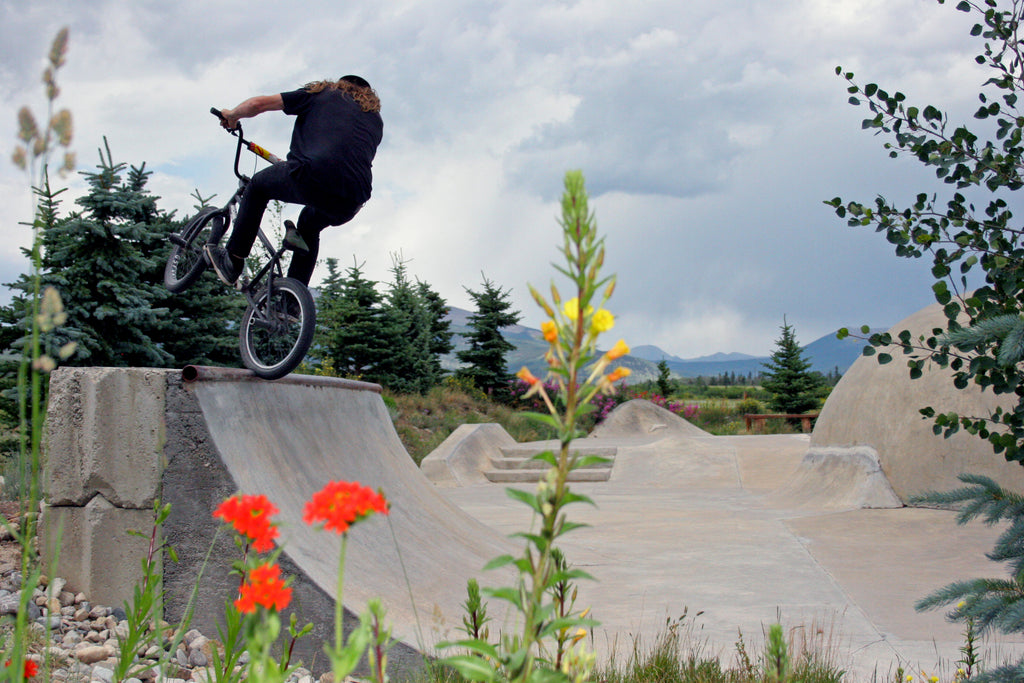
[75,644,113,665]
[91,664,114,683]
[0,593,19,615]
[188,649,207,668]
[36,614,62,629]
[49,576,66,595]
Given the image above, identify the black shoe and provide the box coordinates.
[205,244,241,287]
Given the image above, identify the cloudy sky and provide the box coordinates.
[0,0,1008,358]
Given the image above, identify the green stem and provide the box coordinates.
[336,534,348,654]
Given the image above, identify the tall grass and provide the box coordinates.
[597,613,846,683]
[388,380,559,465]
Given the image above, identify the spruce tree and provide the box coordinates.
[317,258,389,379]
[456,275,520,400]
[3,142,241,369]
[760,318,821,414]
[656,359,673,397]
[373,255,434,394]
[417,279,454,387]
[27,141,167,366]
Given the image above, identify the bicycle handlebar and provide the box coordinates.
[210,106,283,179]
[210,107,240,132]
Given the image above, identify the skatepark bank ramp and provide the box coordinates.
[42,366,515,677]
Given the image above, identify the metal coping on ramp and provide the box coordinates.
[181,364,382,393]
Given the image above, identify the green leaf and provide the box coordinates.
[505,487,542,513]
[442,655,497,682]
[877,353,893,364]
[482,554,516,571]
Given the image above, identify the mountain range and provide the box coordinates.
[443,307,873,382]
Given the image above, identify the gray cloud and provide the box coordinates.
[0,0,1011,357]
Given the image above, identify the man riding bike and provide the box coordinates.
[206,74,383,288]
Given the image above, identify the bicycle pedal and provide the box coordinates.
[168,233,188,247]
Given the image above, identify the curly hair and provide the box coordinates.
[303,77,381,113]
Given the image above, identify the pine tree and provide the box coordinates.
[3,142,241,369]
[374,255,434,394]
[24,141,166,366]
[656,359,672,397]
[456,275,520,400]
[417,279,454,387]
[760,318,821,414]
[317,258,389,378]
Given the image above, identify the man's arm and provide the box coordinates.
[219,94,284,129]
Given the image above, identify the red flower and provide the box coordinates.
[5,659,38,679]
[234,562,292,614]
[303,481,389,535]
[213,494,280,553]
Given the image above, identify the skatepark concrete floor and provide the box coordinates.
[436,432,1024,682]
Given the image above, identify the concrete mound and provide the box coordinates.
[770,446,902,510]
[421,423,516,486]
[589,398,709,438]
[811,303,1024,503]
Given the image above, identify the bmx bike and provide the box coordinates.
[163,108,316,380]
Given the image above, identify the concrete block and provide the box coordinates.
[46,367,168,507]
[421,423,515,486]
[41,495,155,609]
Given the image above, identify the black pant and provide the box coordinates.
[225,162,361,285]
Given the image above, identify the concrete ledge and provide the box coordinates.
[41,496,154,608]
[46,367,167,508]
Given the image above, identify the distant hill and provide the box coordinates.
[443,307,874,382]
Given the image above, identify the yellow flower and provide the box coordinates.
[590,309,614,334]
[607,367,631,383]
[606,339,630,361]
[541,320,558,343]
[563,298,593,322]
[517,367,540,385]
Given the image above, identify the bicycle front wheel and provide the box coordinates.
[164,207,225,293]
[239,277,316,380]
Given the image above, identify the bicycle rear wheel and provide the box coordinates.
[239,277,316,380]
[164,207,226,293]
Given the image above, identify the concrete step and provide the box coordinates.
[483,468,612,483]
[498,445,618,460]
[488,455,614,470]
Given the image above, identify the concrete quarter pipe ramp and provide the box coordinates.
[44,366,516,676]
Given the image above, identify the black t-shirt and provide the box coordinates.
[280,87,383,206]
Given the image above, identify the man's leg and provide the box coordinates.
[209,164,310,286]
[287,203,359,285]
[226,163,304,261]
